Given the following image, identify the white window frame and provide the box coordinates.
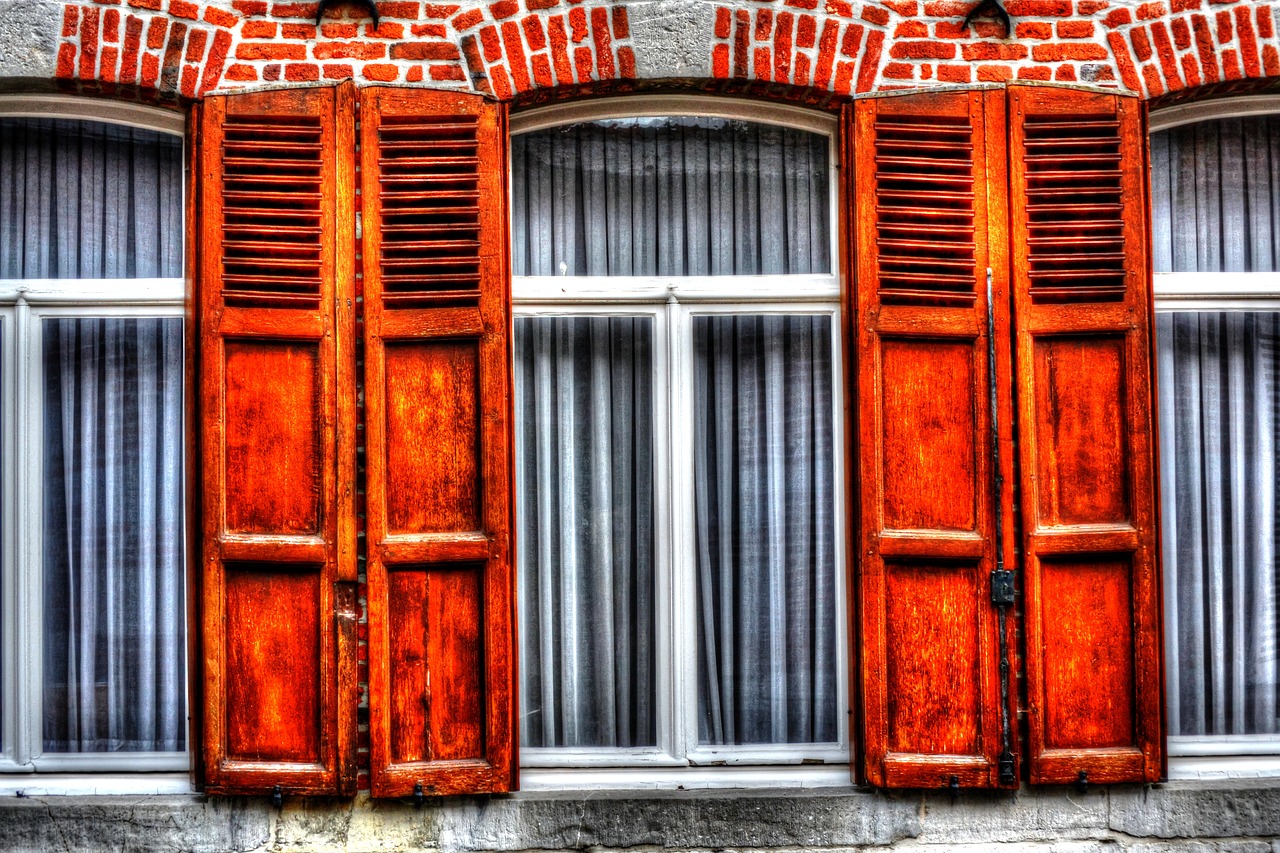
[1152,96,1280,779]
[0,96,188,780]
[510,98,849,784]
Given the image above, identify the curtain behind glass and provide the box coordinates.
[512,118,829,277]
[0,118,182,279]
[1151,116,1280,273]
[515,316,656,748]
[43,318,185,752]
[694,314,836,745]
[1158,312,1280,737]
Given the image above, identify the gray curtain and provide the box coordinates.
[511,118,829,277]
[0,118,182,279]
[42,318,185,753]
[1152,117,1280,737]
[694,314,836,745]
[515,316,656,748]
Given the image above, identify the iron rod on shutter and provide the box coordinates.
[986,267,1017,787]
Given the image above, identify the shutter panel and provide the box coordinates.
[362,88,516,797]
[199,85,358,796]
[1008,86,1164,784]
[854,90,1017,788]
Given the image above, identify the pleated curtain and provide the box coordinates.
[1152,117,1280,736]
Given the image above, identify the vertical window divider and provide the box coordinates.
[0,303,18,768]
[13,292,39,768]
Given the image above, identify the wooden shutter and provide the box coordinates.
[853,90,1017,788]
[1008,85,1164,784]
[198,85,358,796]
[362,88,515,797]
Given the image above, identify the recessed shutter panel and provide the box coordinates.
[853,90,1018,788]
[1008,85,1164,785]
[362,88,515,797]
[199,85,359,796]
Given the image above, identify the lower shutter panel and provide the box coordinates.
[1009,85,1164,784]
[853,90,1017,788]
[363,88,516,797]
[199,86,358,796]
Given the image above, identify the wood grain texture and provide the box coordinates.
[363,87,514,798]
[853,89,1017,789]
[1008,85,1164,785]
[199,84,357,796]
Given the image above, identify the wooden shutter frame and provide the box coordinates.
[197,84,358,797]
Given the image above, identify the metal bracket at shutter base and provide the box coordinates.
[986,268,1018,788]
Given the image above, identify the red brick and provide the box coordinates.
[937,63,971,83]
[322,62,354,78]
[794,52,811,86]
[168,0,198,20]
[1054,64,1077,81]
[1017,65,1053,80]
[1260,6,1276,40]
[480,24,502,61]
[833,59,854,93]
[977,64,1013,81]
[1077,0,1108,13]
[1236,5,1262,78]
[424,4,459,17]
[1142,62,1165,97]
[1191,14,1220,83]
[841,22,862,57]
[1104,9,1132,29]
[933,21,968,38]
[80,8,100,81]
[1171,17,1191,50]
[1180,52,1202,88]
[573,44,592,80]
[963,42,1027,61]
[180,64,199,97]
[1223,49,1242,81]
[894,21,927,37]
[1217,8,1234,44]
[61,4,78,37]
[411,23,447,37]
[491,0,519,20]
[754,45,770,80]
[712,42,730,78]
[277,22,314,38]
[812,19,838,88]
[774,11,794,82]
[272,3,318,17]
[204,7,238,28]
[881,62,913,80]
[160,21,187,91]
[591,7,615,78]
[143,15,166,48]
[756,9,773,40]
[1151,23,1184,86]
[547,15,574,84]
[377,2,418,17]
[184,28,207,63]
[405,66,424,82]
[242,20,278,38]
[891,40,956,60]
[224,63,257,81]
[1265,44,1280,77]
[1004,0,1071,16]
[431,64,467,80]
[923,1,972,15]
[283,62,318,81]
[369,21,404,37]
[1136,2,1168,21]
[861,6,889,26]
[613,6,629,39]
[970,21,1006,38]
[231,0,267,14]
[500,20,532,88]
[715,7,731,39]
[1171,0,1197,10]
[199,28,232,92]
[856,29,883,92]
[128,0,161,9]
[523,15,547,51]
[238,41,308,60]
[55,42,76,79]
[1130,27,1153,62]
[392,41,460,60]
[786,0,818,9]
[1057,21,1093,39]
[120,16,142,83]
[569,7,587,42]
[528,0,558,8]
[361,63,399,81]
[1016,22,1051,39]
[734,9,750,77]
[920,64,933,81]
[1031,42,1108,61]
[530,52,553,87]
[797,14,815,48]
[826,0,853,15]
[103,9,120,42]
[140,51,160,86]
[883,0,917,13]
[453,9,483,30]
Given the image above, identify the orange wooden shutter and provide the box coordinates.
[853,90,1018,788]
[1008,85,1164,785]
[198,85,358,796]
[362,88,516,797]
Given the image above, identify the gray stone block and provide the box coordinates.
[626,0,717,80]
[0,1,59,82]
[1109,782,1280,839]
[912,786,1110,845]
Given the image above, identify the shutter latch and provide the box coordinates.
[991,569,1015,606]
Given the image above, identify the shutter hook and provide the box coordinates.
[947,774,960,803]
[413,781,424,808]
[271,785,283,809]
[1076,771,1089,795]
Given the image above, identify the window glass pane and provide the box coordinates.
[693,314,836,745]
[1151,117,1280,274]
[0,119,182,279]
[42,317,185,753]
[515,316,657,748]
[512,118,830,277]
[1157,312,1280,737]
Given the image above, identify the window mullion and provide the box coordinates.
[13,296,41,766]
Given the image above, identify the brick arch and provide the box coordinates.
[1104,0,1280,99]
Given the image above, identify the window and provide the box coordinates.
[0,99,186,773]
[1151,97,1280,775]
[509,99,847,770]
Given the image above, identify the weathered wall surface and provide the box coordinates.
[0,0,1278,102]
[2,783,1280,851]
